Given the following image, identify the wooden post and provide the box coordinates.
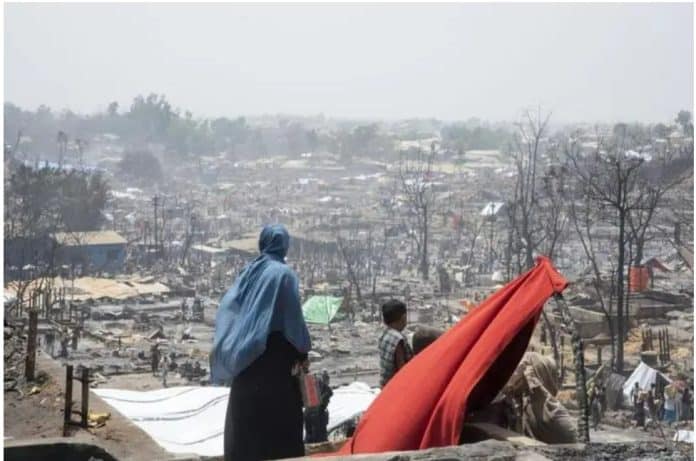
[597,346,602,365]
[72,328,79,351]
[641,329,645,351]
[659,330,664,363]
[25,309,38,381]
[661,330,667,363]
[63,365,73,436]
[657,330,663,363]
[81,367,89,428]
[560,335,565,382]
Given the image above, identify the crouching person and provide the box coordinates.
[304,370,333,444]
[412,326,443,355]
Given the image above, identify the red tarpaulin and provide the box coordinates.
[339,256,568,455]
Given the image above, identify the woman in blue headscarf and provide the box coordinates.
[212,224,311,461]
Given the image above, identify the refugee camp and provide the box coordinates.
[3,3,694,461]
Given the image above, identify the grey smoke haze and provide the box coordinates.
[4,3,693,123]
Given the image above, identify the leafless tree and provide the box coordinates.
[57,131,68,168]
[503,109,570,365]
[506,108,553,271]
[625,142,692,267]
[336,230,369,320]
[457,215,484,286]
[569,189,617,368]
[537,164,570,260]
[398,147,436,280]
[366,227,390,319]
[565,129,648,373]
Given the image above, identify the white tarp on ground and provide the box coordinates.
[674,430,694,443]
[94,382,378,457]
[622,362,672,403]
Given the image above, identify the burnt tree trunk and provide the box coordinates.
[553,294,589,443]
[421,205,429,280]
[25,308,38,381]
[616,208,626,373]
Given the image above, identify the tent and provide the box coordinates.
[93,382,378,457]
[339,256,568,454]
[302,296,343,325]
[622,362,672,404]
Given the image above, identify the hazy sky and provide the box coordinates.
[4,3,693,123]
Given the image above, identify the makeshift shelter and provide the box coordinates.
[340,256,568,454]
[302,295,344,325]
[622,362,672,404]
[147,327,166,341]
[644,257,672,273]
[491,270,506,283]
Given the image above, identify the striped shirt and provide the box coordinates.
[379,327,413,387]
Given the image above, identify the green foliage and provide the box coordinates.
[5,165,109,235]
[128,93,174,141]
[58,171,110,231]
[107,101,119,117]
[676,110,693,137]
[210,116,249,153]
[441,122,511,152]
[653,123,671,139]
[613,122,649,141]
[337,124,393,163]
[118,150,163,182]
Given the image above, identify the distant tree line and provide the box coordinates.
[441,121,513,154]
[5,94,529,167]
[4,95,404,163]
[5,164,110,236]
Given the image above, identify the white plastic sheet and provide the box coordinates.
[674,430,694,443]
[327,382,379,431]
[94,382,378,457]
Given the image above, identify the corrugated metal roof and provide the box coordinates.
[5,276,168,301]
[53,231,127,246]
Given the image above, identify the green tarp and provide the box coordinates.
[302,295,343,324]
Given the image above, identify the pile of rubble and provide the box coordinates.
[4,321,28,394]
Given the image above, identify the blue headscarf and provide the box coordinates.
[211,224,311,383]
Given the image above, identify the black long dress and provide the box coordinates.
[224,332,305,461]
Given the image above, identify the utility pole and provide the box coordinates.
[25,294,38,381]
[159,196,166,256]
[489,216,495,272]
[153,196,159,256]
